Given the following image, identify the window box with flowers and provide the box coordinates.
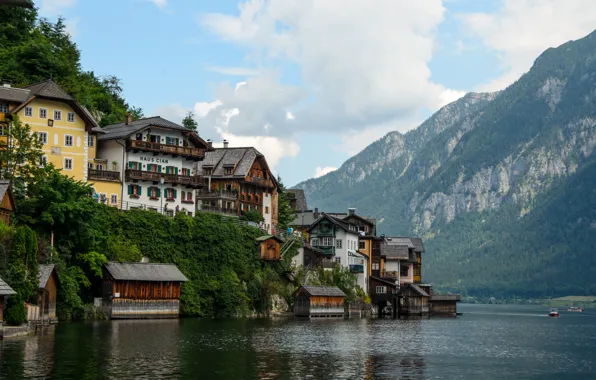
[165,188,177,202]
[127,184,142,199]
[147,186,160,200]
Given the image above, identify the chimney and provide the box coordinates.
[223,139,229,148]
[207,139,213,148]
[2,79,11,88]
[125,112,132,125]
[314,207,319,219]
[348,207,356,216]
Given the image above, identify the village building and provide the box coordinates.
[0,276,17,327]
[94,115,212,216]
[256,235,284,261]
[396,283,430,316]
[37,264,59,323]
[0,180,15,225]
[293,285,346,318]
[307,213,368,293]
[0,79,102,180]
[285,189,308,212]
[195,143,279,232]
[101,262,188,319]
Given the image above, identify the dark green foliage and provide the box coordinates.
[182,111,198,132]
[276,176,296,230]
[241,210,264,223]
[4,295,26,326]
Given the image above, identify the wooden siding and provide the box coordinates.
[0,297,4,323]
[111,280,181,299]
[260,238,281,261]
[110,299,181,319]
[38,270,58,320]
[293,292,345,317]
[430,300,458,316]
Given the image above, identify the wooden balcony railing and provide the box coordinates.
[125,169,204,188]
[128,139,205,160]
[199,205,237,215]
[88,169,120,182]
[381,271,399,279]
[245,175,273,188]
[196,190,237,199]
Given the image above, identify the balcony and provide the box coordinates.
[125,169,204,188]
[127,139,205,160]
[381,271,399,280]
[199,205,237,216]
[245,175,274,188]
[349,264,364,273]
[196,190,238,200]
[88,169,120,182]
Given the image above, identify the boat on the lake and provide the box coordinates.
[567,307,584,312]
[549,308,559,317]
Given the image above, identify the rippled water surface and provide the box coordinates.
[1,304,596,379]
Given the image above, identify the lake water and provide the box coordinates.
[1,304,596,379]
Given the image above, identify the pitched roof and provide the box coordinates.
[384,237,414,248]
[286,189,308,211]
[38,264,56,288]
[104,262,188,282]
[410,237,425,253]
[369,276,399,287]
[380,239,409,260]
[300,285,346,297]
[0,180,16,211]
[0,86,30,103]
[398,283,430,297]
[0,276,16,296]
[256,234,284,243]
[307,213,358,234]
[24,80,73,101]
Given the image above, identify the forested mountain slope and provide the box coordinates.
[294,29,596,297]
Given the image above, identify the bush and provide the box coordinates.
[4,295,27,325]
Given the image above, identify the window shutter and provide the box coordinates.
[128,185,132,195]
[158,165,162,173]
[173,189,177,199]
[147,186,151,196]
[128,161,132,169]
[175,167,179,175]
[138,185,142,194]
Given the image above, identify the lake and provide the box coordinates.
[1,304,595,379]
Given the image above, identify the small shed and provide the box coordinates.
[102,262,188,319]
[256,235,284,261]
[0,276,17,326]
[0,180,16,225]
[430,294,461,317]
[396,283,430,316]
[37,264,59,323]
[293,285,346,318]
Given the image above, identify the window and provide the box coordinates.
[24,106,33,117]
[64,158,73,170]
[414,265,421,277]
[127,184,142,197]
[39,155,47,167]
[111,194,118,205]
[359,241,366,250]
[265,206,269,214]
[203,168,213,175]
[37,132,48,144]
[400,265,409,277]
[165,166,178,174]
[310,238,319,247]
[336,239,342,249]
[39,108,47,119]
[128,161,141,170]
[372,262,380,270]
[147,164,161,172]
[0,103,8,113]
[181,168,191,176]
[187,192,193,201]
[349,225,356,231]
[224,167,233,175]
[148,186,160,199]
[335,257,341,264]
[165,188,177,200]
[0,125,5,136]
[165,137,179,145]
[376,286,387,294]
[88,162,93,170]
[321,237,333,246]
[64,135,73,146]
[54,110,62,120]
[88,135,94,147]
[67,112,75,122]
[96,164,104,171]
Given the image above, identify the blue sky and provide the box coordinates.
[38,0,596,186]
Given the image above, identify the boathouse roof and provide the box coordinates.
[104,262,189,282]
[37,264,56,288]
[299,285,346,297]
[256,234,284,243]
[0,276,16,296]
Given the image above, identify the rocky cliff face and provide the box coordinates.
[293,30,596,296]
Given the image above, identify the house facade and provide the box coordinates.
[0,79,101,180]
[308,213,368,293]
[196,144,279,232]
[94,115,211,216]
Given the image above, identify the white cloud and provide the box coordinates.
[463,0,596,91]
[153,103,189,123]
[199,0,463,137]
[64,17,80,38]
[206,66,261,76]
[314,166,338,178]
[151,0,168,10]
[38,0,77,16]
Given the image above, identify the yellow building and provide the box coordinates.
[0,79,121,198]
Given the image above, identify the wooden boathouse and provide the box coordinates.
[396,284,430,316]
[102,262,188,319]
[37,264,59,323]
[293,285,346,318]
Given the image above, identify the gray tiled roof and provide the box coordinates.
[24,79,74,101]
[384,237,414,248]
[99,116,187,140]
[0,180,9,202]
[38,264,56,288]
[286,189,308,211]
[381,241,409,260]
[410,237,425,253]
[0,276,16,296]
[0,86,30,103]
[410,284,430,297]
[198,147,265,178]
[308,213,358,234]
[104,262,188,282]
[301,285,346,297]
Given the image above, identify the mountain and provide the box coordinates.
[294,30,596,298]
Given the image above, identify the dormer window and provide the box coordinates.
[203,168,213,175]
[224,167,233,175]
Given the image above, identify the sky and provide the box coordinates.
[36,0,596,186]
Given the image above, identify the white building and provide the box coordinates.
[308,213,368,293]
[95,115,212,216]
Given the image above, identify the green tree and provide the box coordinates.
[182,111,198,132]
[276,176,296,230]
[241,209,264,223]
